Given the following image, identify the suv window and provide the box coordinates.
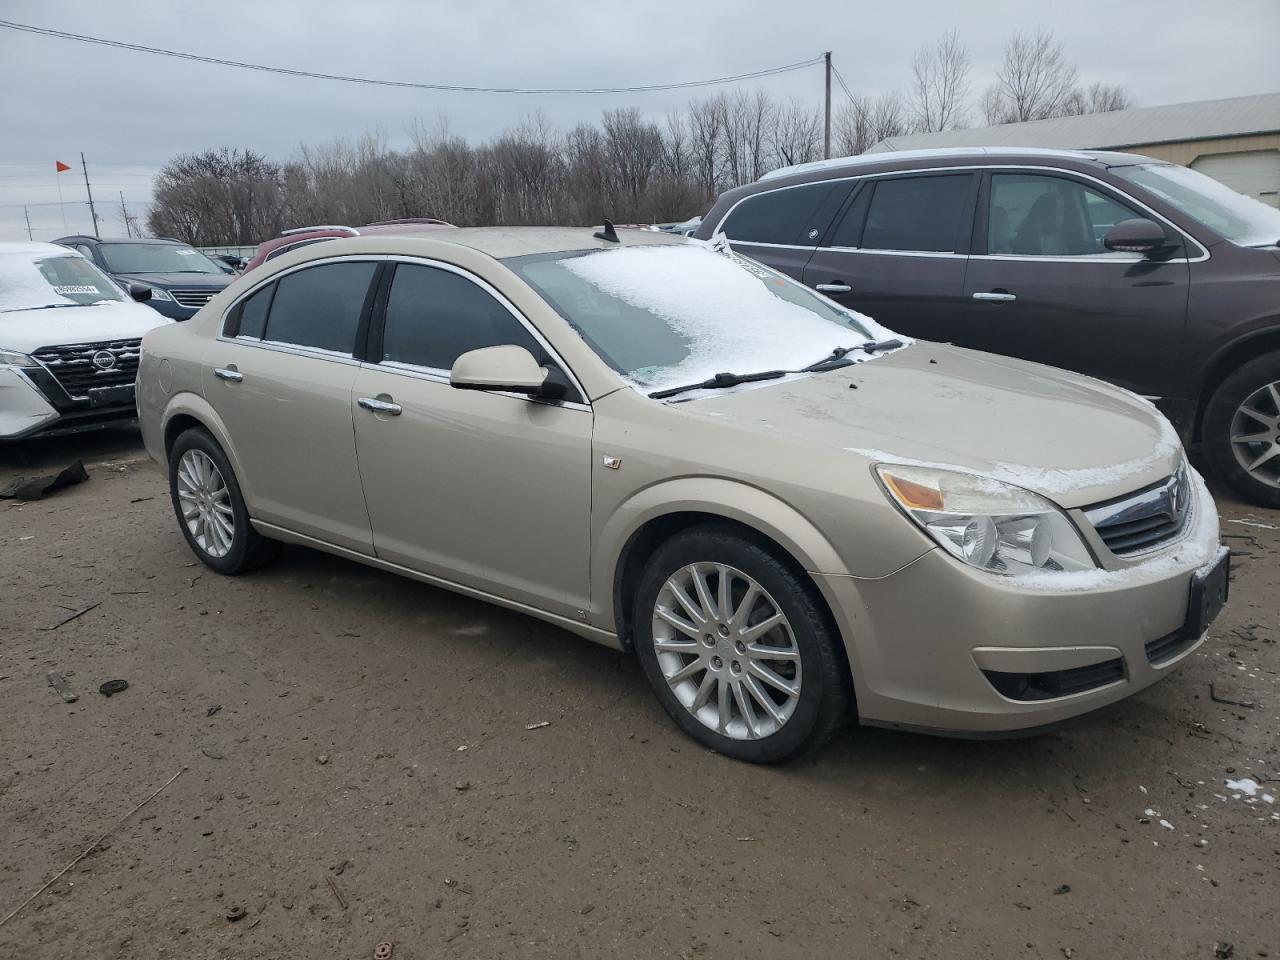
[861,175,972,252]
[227,282,274,339]
[381,264,542,371]
[988,173,1141,256]
[721,182,837,246]
[263,261,377,354]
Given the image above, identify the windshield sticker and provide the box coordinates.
[52,285,101,294]
[176,249,198,255]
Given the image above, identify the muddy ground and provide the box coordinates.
[1,428,1277,960]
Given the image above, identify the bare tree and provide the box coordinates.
[1062,81,1134,116]
[984,29,1079,124]
[687,94,725,199]
[771,98,823,168]
[909,29,971,132]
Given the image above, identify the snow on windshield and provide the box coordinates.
[559,244,900,394]
[0,253,122,313]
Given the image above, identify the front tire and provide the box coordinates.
[633,524,851,764]
[1203,352,1280,508]
[168,427,277,574]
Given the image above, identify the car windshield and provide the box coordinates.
[98,242,226,275]
[506,243,890,394]
[1114,163,1280,247]
[0,253,124,312]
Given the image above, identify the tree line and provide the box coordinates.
[147,29,1134,244]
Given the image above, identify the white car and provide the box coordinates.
[0,242,169,440]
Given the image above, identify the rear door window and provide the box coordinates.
[380,263,543,371]
[860,174,973,252]
[721,182,838,245]
[226,282,274,339]
[262,261,377,354]
[988,173,1143,255]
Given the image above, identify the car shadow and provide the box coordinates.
[0,424,146,473]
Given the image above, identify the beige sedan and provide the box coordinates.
[137,226,1227,762]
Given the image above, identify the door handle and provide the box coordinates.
[815,283,852,294]
[357,396,402,416]
[972,291,1017,302]
[213,366,243,382]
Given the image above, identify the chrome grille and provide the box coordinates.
[170,288,216,308]
[1083,465,1191,557]
[33,339,141,397]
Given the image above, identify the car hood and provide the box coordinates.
[0,298,171,352]
[115,272,233,289]
[684,343,1182,509]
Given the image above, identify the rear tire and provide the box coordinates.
[632,524,852,764]
[168,427,278,574]
[1203,352,1280,509]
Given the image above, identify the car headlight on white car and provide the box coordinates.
[0,349,39,368]
[877,464,1097,575]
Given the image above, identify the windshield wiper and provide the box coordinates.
[0,303,90,314]
[649,369,788,400]
[801,339,905,371]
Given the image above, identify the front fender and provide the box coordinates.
[592,475,859,635]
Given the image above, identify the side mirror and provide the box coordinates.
[127,282,154,303]
[450,345,563,399]
[1103,218,1170,255]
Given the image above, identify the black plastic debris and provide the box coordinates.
[99,679,129,697]
[1,460,89,500]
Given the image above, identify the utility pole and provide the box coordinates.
[823,51,832,160]
[119,191,133,238]
[23,206,33,240]
[81,151,99,238]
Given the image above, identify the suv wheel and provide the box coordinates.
[1203,353,1280,508]
[168,427,278,574]
[633,524,851,763]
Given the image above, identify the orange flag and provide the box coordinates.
[55,160,71,173]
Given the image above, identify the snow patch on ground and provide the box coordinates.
[1226,778,1260,797]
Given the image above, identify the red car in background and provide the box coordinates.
[243,218,454,272]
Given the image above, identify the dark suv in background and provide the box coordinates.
[696,147,1280,506]
[54,236,235,321]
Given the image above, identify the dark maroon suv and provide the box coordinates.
[695,148,1280,507]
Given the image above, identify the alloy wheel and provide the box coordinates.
[176,449,235,558]
[1230,380,1280,490]
[651,562,802,740]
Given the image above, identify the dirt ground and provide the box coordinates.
[1,427,1277,960]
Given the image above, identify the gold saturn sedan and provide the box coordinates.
[137,226,1228,763]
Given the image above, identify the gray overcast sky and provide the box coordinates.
[2,0,1278,240]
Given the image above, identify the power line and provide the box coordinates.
[0,19,823,95]
[831,64,858,105]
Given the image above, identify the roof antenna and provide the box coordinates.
[593,219,619,243]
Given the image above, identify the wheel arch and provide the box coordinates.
[159,394,252,502]
[1194,324,1280,441]
[597,478,853,651]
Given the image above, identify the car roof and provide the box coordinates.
[0,240,85,258]
[286,226,686,261]
[54,235,185,245]
[756,146,1156,187]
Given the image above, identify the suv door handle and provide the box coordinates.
[357,396,402,416]
[213,366,243,382]
[815,283,852,294]
[972,291,1017,302]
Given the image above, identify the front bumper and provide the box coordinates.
[819,473,1223,735]
[0,366,136,440]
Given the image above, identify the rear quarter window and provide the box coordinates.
[721,182,838,246]
[262,261,378,354]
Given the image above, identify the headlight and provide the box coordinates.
[0,349,38,368]
[877,464,1096,575]
[146,286,175,302]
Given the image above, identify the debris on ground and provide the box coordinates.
[373,942,394,959]
[41,602,100,632]
[525,721,551,730]
[333,859,351,876]
[206,704,222,717]
[454,781,471,791]
[0,460,88,500]
[225,905,247,922]
[46,672,78,703]
[1053,884,1071,895]
[316,755,329,765]
[326,875,348,910]
[1208,683,1256,708]
[1214,943,1234,959]
[98,679,129,698]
